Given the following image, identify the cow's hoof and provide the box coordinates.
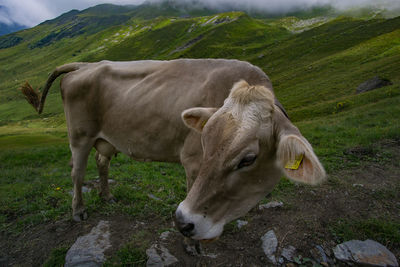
[183,238,202,256]
[73,210,88,222]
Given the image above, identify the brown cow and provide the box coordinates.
[21,59,325,240]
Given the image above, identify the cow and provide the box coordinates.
[21,59,325,241]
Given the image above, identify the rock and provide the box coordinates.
[261,230,278,264]
[148,193,161,201]
[69,186,91,196]
[259,201,283,210]
[356,76,392,94]
[236,219,248,229]
[171,34,204,54]
[333,239,398,267]
[65,220,111,267]
[159,231,171,241]
[183,238,202,256]
[204,253,218,259]
[146,244,178,267]
[82,186,91,193]
[310,245,329,264]
[281,245,296,262]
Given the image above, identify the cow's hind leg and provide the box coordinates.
[95,139,117,203]
[70,141,93,222]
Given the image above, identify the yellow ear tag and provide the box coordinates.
[285,154,304,170]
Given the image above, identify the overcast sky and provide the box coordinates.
[1,0,399,27]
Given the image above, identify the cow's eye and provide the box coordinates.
[238,154,257,169]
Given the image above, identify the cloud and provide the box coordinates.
[0,6,13,25]
[149,0,400,13]
[0,0,54,26]
[1,0,399,27]
[0,0,145,27]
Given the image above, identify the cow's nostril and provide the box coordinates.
[182,223,194,232]
[180,223,195,237]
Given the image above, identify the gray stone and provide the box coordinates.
[159,231,171,241]
[281,245,296,262]
[146,246,163,267]
[204,253,218,259]
[65,220,111,267]
[182,238,202,256]
[333,239,398,267]
[82,186,91,193]
[310,245,328,264]
[148,193,161,201]
[146,244,178,267]
[259,201,283,210]
[356,76,393,94]
[261,230,278,264]
[236,219,248,229]
[69,186,91,196]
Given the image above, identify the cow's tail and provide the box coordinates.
[19,62,88,114]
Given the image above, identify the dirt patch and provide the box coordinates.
[1,141,399,266]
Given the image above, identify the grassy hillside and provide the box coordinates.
[0,3,399,265]
[0,7,398,154]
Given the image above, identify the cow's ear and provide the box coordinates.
[276,134,326,185]
[182,107,217,133]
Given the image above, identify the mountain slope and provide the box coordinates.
[0,3,398,135]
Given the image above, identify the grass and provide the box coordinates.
[0,142,187,235]
[103,230,150,266]
[298,93,400,172]
[330,218,400,247]
[0,144,72,233]
[42,246,69,267]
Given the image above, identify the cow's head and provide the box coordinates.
[175,80,326,240]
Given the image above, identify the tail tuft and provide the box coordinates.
[19,82,41,113]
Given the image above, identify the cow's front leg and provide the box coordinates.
[70,140,93,222]
[95,151,115,203]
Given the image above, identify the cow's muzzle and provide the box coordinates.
[175,201,224,240]
[175,209,195,237]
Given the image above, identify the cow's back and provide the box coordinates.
[60,59,272,161]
